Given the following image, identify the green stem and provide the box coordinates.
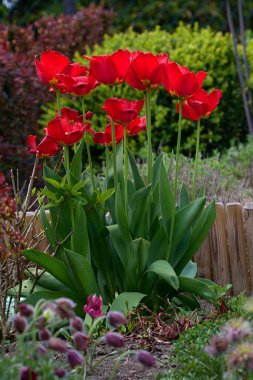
[109,86,118,188]
[56,89,61,116]
[167,99,183,260]
[105,145,109,187]
[123,126,128,217]
[81,97,96,192]
[144,91,152,184]
[64,145,75,248]
[192,119,201,200]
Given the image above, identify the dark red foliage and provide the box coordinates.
[0,4,114,179]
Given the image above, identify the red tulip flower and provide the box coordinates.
[102,98,144,124]
[162,61,207,98]
[88,49,131,85]
[28,135,61,158]
[126,51,168,91]
[45,107,93,146]
[83,294,103,319]
[34,50,70,89]
[126,116,146,136]
[177,89,223,120]
[56,62,98,95]
[93,124,124,146]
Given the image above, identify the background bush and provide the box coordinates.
[40,23,250,159]
[0,4,114,179]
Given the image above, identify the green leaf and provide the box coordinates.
[110,292,146,313]
[128,185,152,238]
[63,249,100,299]
[148,226,169,265]
[72,203,90,259]
[180,260,197,278]
[159,163,173,234]
[8,279,47,297]
[128,148,145,190]
[115,186,131,244]
[44,177,61,189]
[22,290,78,306]
[178,276,216,301]
[27,271,70,291]
[146,260,179,290]
[70,141,83,180]
[96,188,115,204]
[23,249,75,291]
[126,238,150,289]
[107,224,128,269]
[180,183,189,208]
[40,207,57,251]
[43,165,62,192]
[152,154,163,188]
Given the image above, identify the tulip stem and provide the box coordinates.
[105,145,109,186]
[56,89,61,116]
[123,126,128,217]
[192,119,201,200]
[144,91,152,184]
[168,99,183,259]
[81,97,96,193]
[110,86,118,188]
[64,145,75,249]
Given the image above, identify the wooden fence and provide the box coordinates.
[195,202,253,295]
[27,203,253,296]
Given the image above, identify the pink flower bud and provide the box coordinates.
[85,111,93,120]
[70,317,84,332]
[73,332,90,352]
[20,366,37,380]
[36,345,47,356]
[39,328,51,341]
[83,294,103,319]
[48,337,68,353]
[105,332,124,348]
[19,304,34,317]
[55,298,76,319]
[67,349,84,368]
[107,311,127,328]
[136,350,156,367]
[13,314,27,333]
[54,368,66,378]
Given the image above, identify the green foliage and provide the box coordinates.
[39,23,248,156]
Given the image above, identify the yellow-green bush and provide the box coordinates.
[40,24,250,156]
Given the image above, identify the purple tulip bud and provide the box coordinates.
[70,317,84,332]
[83,294,103,319]
[73,332,90,352]
[136,350,156,367]
[39,328,51,341]
[36,345,47,356]
[54,368,66,378]
[19,304,34,317]
[67,349,84,368]
[13,314,27,333]
[55,298,76,319]
[48,337,68,353]
[20,366,38,380]
[105,332,124,348]
[107,311,127,328]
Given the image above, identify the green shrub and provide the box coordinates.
[40,23,249,156]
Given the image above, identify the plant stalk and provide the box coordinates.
[192,119,201,200]
[123,126,128,216]
[56,89,61,116]
[82,97,96,192]
[144,91,152,183]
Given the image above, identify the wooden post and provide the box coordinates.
[243,202,253,293]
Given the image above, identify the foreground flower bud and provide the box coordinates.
[70,317,84,332]
[19,304,34,317]
[83,294,103,319]
[107,311,127,328]
[85,111,93,120]
[20,366,38,380]
[39,328,51,341]
[13,314,27,333]
[55,298,76,319]
[205,335,229,356]
[73,332,90,352]
[67,349,84,368]
[136,350,156,367]
[48,337,68,353]
[54,368,66,378]
[36,345,47,356]
[105,332,124,348]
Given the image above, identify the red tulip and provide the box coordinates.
[102,98,144,124]
[93,124,124,146]
[45,107,93,146]
[126,116,146,136]
[177,88,222,120]
[162,61,207,98]
[34,50,70,88]
[126,51,168,91]
[83,294,103,318]
[28,135,61,158]
[88,49,131,85]
[56,62,98,95]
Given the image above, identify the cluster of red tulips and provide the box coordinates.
[28,49,222,159]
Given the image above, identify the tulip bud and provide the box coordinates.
[105,332,124,348]
[54,368,66,378]
[39,328,51,341]
[55,298,76,319]
[20,366,37,380]
[83,294,103,319]
[36,345,47,356]
[73,332,90,352]
[85,111,93,120]
[107,311,127,328]
[48,337,68,353]
[136,350,156,367]
[19,304,34,317]
[13,314,27,333]
[67,349,84,368]
[70,317,84,332]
